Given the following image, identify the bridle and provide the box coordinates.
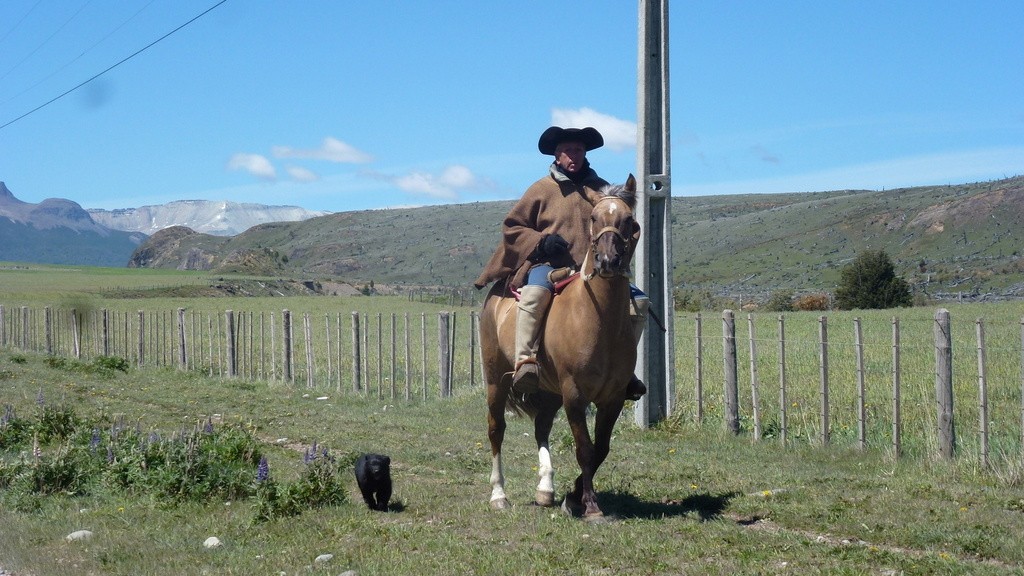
[582,197,633,282]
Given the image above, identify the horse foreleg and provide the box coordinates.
[592,400,625,476]
[562,400,603,519]
[487,386,511,510]
[533,401,560,507]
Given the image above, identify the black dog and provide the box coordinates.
[354,453,392,511]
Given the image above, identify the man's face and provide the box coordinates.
[554,140,587,173]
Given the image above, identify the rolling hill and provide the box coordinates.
[127,176,1024,301]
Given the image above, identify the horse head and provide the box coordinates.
[584,174,640,279]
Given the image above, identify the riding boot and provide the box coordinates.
[626,295,650,401]
[512,285,553,394]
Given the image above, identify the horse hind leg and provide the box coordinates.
[489,452,511,510]
[533,399,560,507]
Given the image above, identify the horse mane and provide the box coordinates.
[599,182,636,210]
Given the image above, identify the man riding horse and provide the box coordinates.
[474,125,648,400]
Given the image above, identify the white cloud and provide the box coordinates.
[551,107,636,152]
[273,137,374,164]
[286,165,319,182]
[226,153,276,180]
[395,172,456,199]
[370,164,488,200]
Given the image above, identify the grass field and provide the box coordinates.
[2,265,1024,574]
[2,349,1024,575]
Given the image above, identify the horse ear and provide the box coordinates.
[625,174,637,192]
[584,186,605,206]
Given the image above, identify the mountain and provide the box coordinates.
[0,182,146,267]
[127,176,1024,300]
[88,200,329,236]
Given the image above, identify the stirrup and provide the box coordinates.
[512,359,540,394]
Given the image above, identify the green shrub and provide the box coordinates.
[1,404,350,522]
[252,447,349,523]
[834,250,913,310]
[764,290,794,312]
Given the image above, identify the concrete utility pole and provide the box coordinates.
[634,0,675,427]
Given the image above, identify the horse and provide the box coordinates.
[479,174,641,520]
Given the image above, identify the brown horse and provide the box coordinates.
[480,174,640,519]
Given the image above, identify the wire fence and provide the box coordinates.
[3,302,1023,467]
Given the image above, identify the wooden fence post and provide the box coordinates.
[351,311,362,392]
[335,312,343,392]
[102,309,110,357]
[21,306,29,350]
[390,313,397,399]
[892,316,902,459]
[45,306,52,355]
[747,314,762,440]
[1020,317,1024,461]
[934,308,955,459]
[71,309,81,359]
[207,313,215,377]
[376,313,383,398]
[405,313,412,400]
[0,305,5,347]
[695,313,704,423]
[976,318,989,468]
[722,309,739,434]
[855,317,866,450]
[819,315,830,446]
[450,312,458,393]
[137,310,145,367]
[224,310,236,377]
[177,308,186,368]
[778,314,787,446]
[421,313,428,400]
[304,313,314,388]
[282,309,293,383]
[469,311,477,388]
[439,312,452,398]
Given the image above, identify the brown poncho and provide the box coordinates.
[474,164,609,290]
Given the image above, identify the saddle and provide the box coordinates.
[509,267,578,301]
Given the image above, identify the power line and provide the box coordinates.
[0,0,229,133]
[0,0,94,84]
[0,0,44,45]
[1,0,158,108]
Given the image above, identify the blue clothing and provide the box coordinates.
[525,263,646,297]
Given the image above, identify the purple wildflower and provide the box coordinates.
[90,428,101,452]
[36,389,45,407]
[1,404,13,426]
[203,418,214,434]
[106,445,114,464]
[304,440,319,464]
[256,456,269,482]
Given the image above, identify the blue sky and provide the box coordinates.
[0,1,1021,213]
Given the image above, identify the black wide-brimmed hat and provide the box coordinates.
[537,126,604,155]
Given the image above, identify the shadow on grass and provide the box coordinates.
[598,490,739,521]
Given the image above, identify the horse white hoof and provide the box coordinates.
[490,497,512,511]
[535,490,555,507]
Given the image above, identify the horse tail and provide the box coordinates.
[505,389,560,419]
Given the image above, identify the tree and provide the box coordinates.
[834,250,913,310]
